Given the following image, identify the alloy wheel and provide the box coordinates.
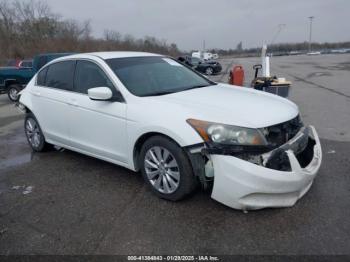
[206,67,213,75]
[9,88,19,100]
[144,146,180,194]
[25,118,41,148]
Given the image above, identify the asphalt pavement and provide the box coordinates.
[0,54,349,255]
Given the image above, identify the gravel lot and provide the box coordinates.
[0,54,349,255]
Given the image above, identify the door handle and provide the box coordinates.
[32,91,41,96]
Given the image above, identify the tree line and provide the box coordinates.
[0,0,180,64]
[1,0,349,63]
[209,41,350,57]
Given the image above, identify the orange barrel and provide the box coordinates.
[228,65,245,86]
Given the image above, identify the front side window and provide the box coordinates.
[74,60,114,94]
[106,56,213,97]
[45,61,75,90]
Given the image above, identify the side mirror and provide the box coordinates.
[88,87,113,101]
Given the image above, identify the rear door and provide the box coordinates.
[68,60,127,164]
[32,60,75,146]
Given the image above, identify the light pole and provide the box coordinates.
[202,40,206,59]
[308,16,314,53]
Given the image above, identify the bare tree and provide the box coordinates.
[0,0,179,63]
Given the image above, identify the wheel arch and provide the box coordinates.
[18,87,34,114]
[5,79,20,90]
[23,106,33,114]
[132,132,183,171]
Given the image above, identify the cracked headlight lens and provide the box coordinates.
[187,119,268,146]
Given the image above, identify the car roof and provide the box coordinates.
[36,53,74,57]
[57,51,163,61]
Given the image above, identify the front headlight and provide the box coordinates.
[187,119,268,146]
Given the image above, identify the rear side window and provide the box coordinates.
[36,67,48,86]
[74,60,114,94]
[46,61,75,91]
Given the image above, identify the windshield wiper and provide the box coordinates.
[183,84,215,91]
[142,83,217,97]
[142,91,175,97]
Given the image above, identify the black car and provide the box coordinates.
[178,56,222,75]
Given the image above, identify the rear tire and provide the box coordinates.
[24,113,52,152]
[7,84,21,102]
[140,136,197,201]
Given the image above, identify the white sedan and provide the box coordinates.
[19,52,322,210]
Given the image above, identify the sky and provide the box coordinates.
[47,0,350,51]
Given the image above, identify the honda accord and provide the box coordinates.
[19,52,322,210]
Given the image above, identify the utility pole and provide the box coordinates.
[202,40,206,59]
[308,16,314,53]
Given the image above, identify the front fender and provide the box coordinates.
[126,122,203,170]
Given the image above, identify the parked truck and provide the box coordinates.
[0,53,72,102]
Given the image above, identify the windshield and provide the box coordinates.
[106,56,214,97]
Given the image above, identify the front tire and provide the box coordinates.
[140,136,197,201]
[24,113,51,152]
[205,67,214,75]
[7,85,21,102]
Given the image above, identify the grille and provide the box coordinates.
[263,115,303,147]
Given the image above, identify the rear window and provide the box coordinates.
[45,61,75,90]
[21,61,33,68]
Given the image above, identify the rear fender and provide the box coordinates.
[18,79,35,113]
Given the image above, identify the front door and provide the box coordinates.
[68,60,127,164]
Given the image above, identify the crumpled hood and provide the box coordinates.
[150,84,299,128]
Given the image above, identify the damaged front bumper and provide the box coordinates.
[211,125,322,210]
[187,125,322,210]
